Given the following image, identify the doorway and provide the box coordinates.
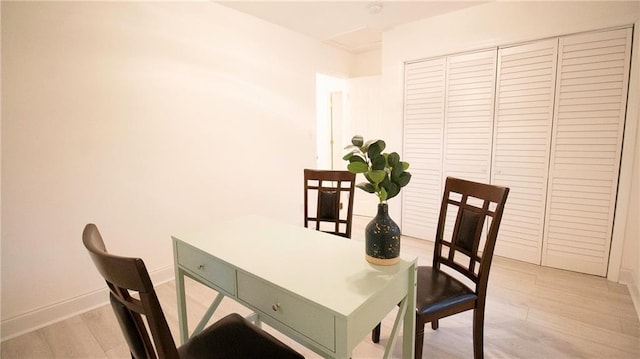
[316,73,384,217]
[315,73,346,170]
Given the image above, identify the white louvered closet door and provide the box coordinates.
[443,50,497,183]
[442,50,497,243]
[402,58,446,240]
[492,39,559,264]
[543,28,632,276]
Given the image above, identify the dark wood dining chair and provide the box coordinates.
[82,223,304,359]
[372,177,509,359]
[304,169,356,238]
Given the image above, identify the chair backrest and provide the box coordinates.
[82,224,178,359]
[433,177,509,298]
[304,169,356,238]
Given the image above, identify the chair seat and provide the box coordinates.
[417,266,477,317]
[178,313,303,359]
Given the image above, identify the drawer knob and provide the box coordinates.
[272,303,280,312]
[197,264,205,270]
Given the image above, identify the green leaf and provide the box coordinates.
[379,187,388,202]
[397,172,412,187]
[348,155,365,163]
[387,152,400,166]
[385,183,400,200]
[371,154,386,171]
[361,139,376,153]
[351,135,364,147]
[367,140,385,159]
[381,180,398,194]
[391,162,402,179]
[367,170,386,184]
[363,139,377,147]
[342,152,353,161]
[347,162,369,173]
[356,182,375,193]
[402,161,410,170]
[380,175,391,188]
[377,140,386,152]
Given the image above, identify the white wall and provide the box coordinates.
[0,1,353,339]
[345,76,384,216]
[382,1,640,285]
[352,48,381,77]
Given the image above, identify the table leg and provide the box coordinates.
[383,298,408,359]
[176,269,189,345]
[245,312,262,327]
[191,293,224,336]
[381,260,417,359]
[402,263,417,358]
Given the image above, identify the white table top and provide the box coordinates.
[172,215,417,317]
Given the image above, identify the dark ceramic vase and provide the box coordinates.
[365,203,401,265]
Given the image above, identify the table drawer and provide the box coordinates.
[237,271,335,351]
[176,241,236,296]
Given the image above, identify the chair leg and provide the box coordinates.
[431,319,439,330]
[415,323,425,359]
[473,309,484,359]
[372,322,381,343]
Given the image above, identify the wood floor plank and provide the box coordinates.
[0,330,53,358]
[80,305,126,354]
[104,343,131,359]
[39,316,108,358]
[526,308,640,356]
[621,316,640,337]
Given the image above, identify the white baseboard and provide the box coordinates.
[1,265,174,342]
[619,269,640,322]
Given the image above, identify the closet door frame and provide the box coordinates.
[607,23,639,282]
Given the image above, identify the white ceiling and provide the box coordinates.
[217,1,485,53]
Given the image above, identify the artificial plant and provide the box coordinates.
[343,135,412,203]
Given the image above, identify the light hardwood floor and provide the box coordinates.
[2,216,639,358]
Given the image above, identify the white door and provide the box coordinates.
[492,39,559,264]
[330,91,344,170]
[442,49,497,184]
[543,28,632,276]
[316,74,346,170]
[441,50,498,241]
[401,58,447,240]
